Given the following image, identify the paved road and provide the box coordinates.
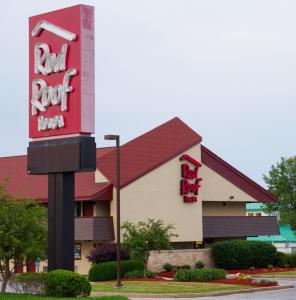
[132,278,296,300]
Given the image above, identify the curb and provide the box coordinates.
[91,284,294,298]
[254,275,296,279]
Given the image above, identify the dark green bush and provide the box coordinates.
[163,263,173,272]
[190,268,226,282]
[173,269,192,282]
[195,261,205,269]
[180,264,191,270]
[44,269,91,297]
[124,270,155,278]
[274,252,288,267]
[174,268,226,282]
[212,240,253,269]
[212,240,277,269]
[88,260,144,281]
[286,253,296,267]
[248,241,277,268]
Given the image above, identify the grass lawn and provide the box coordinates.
[0,294,127,300]
[257,270,296,276]
[91,281,250,294]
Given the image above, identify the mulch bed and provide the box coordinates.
[227,267,295,275]
[158,271,174,278]
[211,278,278,287]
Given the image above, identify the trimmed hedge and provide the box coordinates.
[212,240,277,269]
[174,268,226,282]
[124,270,155,278]
[274,252,296,267]
[88,260,144,281]
[44,269,91,297]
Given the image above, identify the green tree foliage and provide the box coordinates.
[0,181,47,292]
[263,156,296,230]
[121,219,177,277]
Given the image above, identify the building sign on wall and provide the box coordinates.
[180,154,202,203]
[29,5,94,138]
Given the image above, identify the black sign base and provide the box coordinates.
[27,136,96,272]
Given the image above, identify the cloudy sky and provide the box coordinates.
[0,0,295,186]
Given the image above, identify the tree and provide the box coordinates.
[263,156,296,230]
[121,219,177,277]
[0,182,47,292]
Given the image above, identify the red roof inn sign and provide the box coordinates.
[180,154,202,203]
[29,5,94,138]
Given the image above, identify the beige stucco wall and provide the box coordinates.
[111,144,203,242]
[75,241,94,275]
[203,201,246,216]
[148,249,213,272]
[200,164,257,203]
[95,169,108,183]
[94,201,110,217]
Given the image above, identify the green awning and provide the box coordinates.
[247,224,296,243]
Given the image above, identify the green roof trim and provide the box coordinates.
[247,224,296,243]
[246,202,266,212]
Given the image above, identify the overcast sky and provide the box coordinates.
[0,0,295,186]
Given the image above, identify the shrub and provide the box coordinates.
[163,263,173,272]
[173,269,192,282]
[44,269,91,297]
[88,260,144,281]
[286,253,296,267]
[248,241,277,268]
[274,252,289,267]
[195,261,204,269]
[212,240,277,269]
[87,243,130,265]
[212,240,253,269]
[174,268,226,282]
[190,269,226,282]
[180,264,191,270]
[124,270,155,278]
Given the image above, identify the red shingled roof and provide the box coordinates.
[0,154,112,202]
[0,117,277,203]
[97,117,202,188]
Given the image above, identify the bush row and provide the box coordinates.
[163,261,204,272]
[88,260,144,281]
[274,252,296,267]
[12,270,91,297]
[212,240,277,269]
[124,270,155,278]
[174,268,226,282]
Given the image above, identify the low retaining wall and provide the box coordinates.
[148,248,214,272]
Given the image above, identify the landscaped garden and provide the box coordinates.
[91,281,249,294]
[1,218,293,298]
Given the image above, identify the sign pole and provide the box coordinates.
[48,172,75,271]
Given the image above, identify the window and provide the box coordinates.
[255,213,262,217]
[74,243,81,260]
[292,247,296,254]
[248,213,254,216]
